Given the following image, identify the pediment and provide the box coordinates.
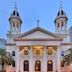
[16,27,61,40]
[20,31,56,39]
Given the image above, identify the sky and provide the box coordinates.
[0,0,72,39]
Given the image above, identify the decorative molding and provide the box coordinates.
[5,43,16,46]
[14,38,63,41]
[61,43,72,45]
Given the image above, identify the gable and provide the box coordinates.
[20,31,57,39]
[16,27,60,40]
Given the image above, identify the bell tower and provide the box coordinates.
[54,0,68,34]
[8,0,22,35]
[7,0,22,43]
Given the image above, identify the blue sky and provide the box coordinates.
[0,0,72,39]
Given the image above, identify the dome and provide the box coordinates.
[11,10,20,17]
[57,9,66,16]
[9,9,22,23]
[54,9,68,23]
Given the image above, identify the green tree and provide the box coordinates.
[0,48,13,72]
[63,48,72,65]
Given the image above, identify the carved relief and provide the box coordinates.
[19,46,30,55]
[32,45,44,56]
[47,46,57,55]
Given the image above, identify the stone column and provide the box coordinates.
[18,24,21,33]
[55,23,57,33]
[16,47,20,72]
[29,46,33,72]
[57,46,61,72]
[43,46,47,72]
[60,22,62,33]
[64,21,67,34]
[12,23,14,32]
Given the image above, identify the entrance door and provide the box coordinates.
[47,60,53,72]
[35,60,41,72]
[24,60,29,72]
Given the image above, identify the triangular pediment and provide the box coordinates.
[16,27,61,40]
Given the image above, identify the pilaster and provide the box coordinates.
[43,46,47,72]
[29,46,33,72]
[16,47,20,72]
[57,46,61,72]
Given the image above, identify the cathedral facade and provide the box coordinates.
[5,1,72,72]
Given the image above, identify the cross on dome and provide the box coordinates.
[37,20,40,27]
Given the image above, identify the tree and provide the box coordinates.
[0,48,13,72]
[63,48,72,65]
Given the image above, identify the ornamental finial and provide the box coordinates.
[60,0,63,10]
[14,0,17,11]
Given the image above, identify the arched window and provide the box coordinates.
[61,22,64,27]
[12,22,15,31]
[13,11,15,15]
[17,12,19,16]
[57,12,60,16]
[35,60,41,71]
[24,60,29,71]
[12,60,15,67]
[47,60,53,71]
[58,23,60,28]
[61,51,64,56]
[61,60,64,67]
[17,23,19,28]
[12,51,15,56]
[61,10,64,15]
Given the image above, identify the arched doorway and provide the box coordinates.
[35,60,41,72]
[24,60,29,72]
[47,60,53,72]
